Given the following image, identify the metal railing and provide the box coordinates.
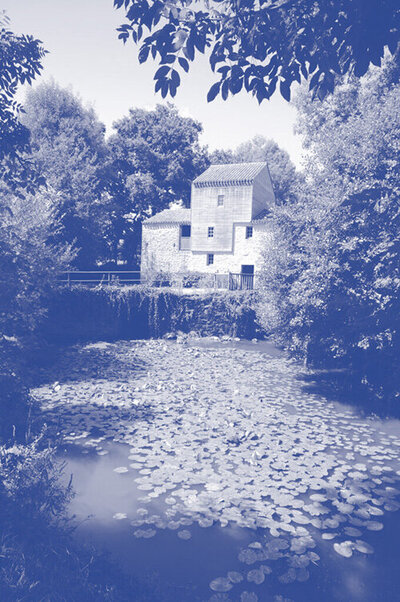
[58,271,141,286]
[58,270,254,290]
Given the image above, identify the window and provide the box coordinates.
[246,226,253,239]
[217,194,224,207]
[208,226,214,237]
[180,224,191,250]
[207,253,214,265]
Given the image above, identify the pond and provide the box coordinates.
[32,337,400,601]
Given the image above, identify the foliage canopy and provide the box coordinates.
[259,57,400,407]
[115,0,400,103]
[211,135,300,203]
[0,11,46,193]
[22,82,110,268]
[107,103,208,263]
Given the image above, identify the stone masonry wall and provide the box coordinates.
[141,223,191,277]
[141,219,273,285]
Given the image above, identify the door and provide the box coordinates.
[240,265,254,290]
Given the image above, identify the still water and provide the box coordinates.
[33,337,400,601]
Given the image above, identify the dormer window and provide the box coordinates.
[208,226,214,238]
[217,194,224,207]
[246,226,253,239]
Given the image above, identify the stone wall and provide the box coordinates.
[141,223,191,277]
[41,287,266,344]
[142,221,273,281]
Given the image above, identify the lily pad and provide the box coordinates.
[209,577,233,592]
[177,529,192,540]
[333,541,353,558]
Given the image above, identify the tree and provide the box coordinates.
[260,56,400,408]
[211,135,300,203]
[0,11,46,193]
[21,81,111,267]
[114,0,400,103]
[107,103,209,263]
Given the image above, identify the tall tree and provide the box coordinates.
[0,11,46,193]
[260,56,400,408]
[107,103,209,263]
[0,18,74,438]
[21,81,110,268]
[211,136,300,203]
[115,0,400,103]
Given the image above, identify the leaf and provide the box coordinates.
[207,82,221,102]
[161,81,169,98]
[177,529,191,539]
[178,57,189,72]
[138,46,150,64]
[221,79,229,101]
[161,54,176,64]
[333,541,353,558]
[154,65,170,80]
[209,577,233,592]
[186,35,195,61]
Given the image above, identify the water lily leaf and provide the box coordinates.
[113,466,129,473]
[333,541,353,558]
[247,568,265,585]
[241,592,258,602]
[278,568,297,584]
[344,527,362,537]
[296,568,310,582]
[112,512,127,520]
[227,571,243,583]
[322,532,338,540]
[209,577,233,592]
[133,528,156,538]
[354,540,374,554]
[177,529,192,540]
[366,521,383,531]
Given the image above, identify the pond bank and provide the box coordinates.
[40,287,264,344]
[32,336,400,601]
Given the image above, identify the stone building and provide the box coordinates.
[140,162,275,288]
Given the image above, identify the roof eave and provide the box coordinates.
[193,179,254,188]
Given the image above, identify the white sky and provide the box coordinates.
[3,0,305,167]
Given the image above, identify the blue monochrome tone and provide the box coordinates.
[1,2,400,601]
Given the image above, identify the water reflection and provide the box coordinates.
[63,441,400,602]
[33,337,400,601]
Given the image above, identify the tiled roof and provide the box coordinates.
[144,208,191,225]
[193,162,267,187]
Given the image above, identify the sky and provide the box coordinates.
[3,0,305,167]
